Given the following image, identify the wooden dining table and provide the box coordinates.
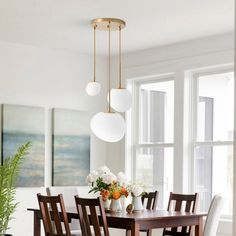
[27,208,206,236]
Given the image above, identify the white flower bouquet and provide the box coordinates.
[127,183,146,197]
[86,166,128,201]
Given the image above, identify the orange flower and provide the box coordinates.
[100,189,110,201]
[121,187,129,197]
[112,191,121,200]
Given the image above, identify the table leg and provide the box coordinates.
[130,222,140,236]
[34,211,41,236]
[195,216,203,236]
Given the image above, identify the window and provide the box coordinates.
[133,78,174,208]
[129,67,234,217]
[193,71,234,216]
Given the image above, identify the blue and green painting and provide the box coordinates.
[2,105,45,187]
[53,109,90,186]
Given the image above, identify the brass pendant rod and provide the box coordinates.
[108,22,111,113]
[93,25,97,82]
[118,24,122,89]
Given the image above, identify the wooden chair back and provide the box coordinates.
[142,191,159,210]
[37,193,71,236]
[74,195,109,236]
[163,192,198,236]
[46,187,80,232]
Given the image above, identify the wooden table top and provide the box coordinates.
[28,207,207,221]
[105,210,206,220]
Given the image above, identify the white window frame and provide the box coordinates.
[130,74,175,208]
[189,65,234,219]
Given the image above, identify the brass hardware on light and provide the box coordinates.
[108,21,111,113]
[91,18,125,31]
[93,24,97,82]
[91,18,126,112]
[118,24,122,89]
[89,18,128,142]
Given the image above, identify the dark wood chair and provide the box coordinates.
[126,191,159,236]
[142,191,159,236]
[37,193,74,236]
[162,192,199,236]
[74,195,109,236]
[141,190,159,210]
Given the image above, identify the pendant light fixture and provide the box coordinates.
[86,24,101,96]
[110,24,132,112]
[90,18,125,142]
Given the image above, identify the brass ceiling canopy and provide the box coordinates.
[91,18,126,31]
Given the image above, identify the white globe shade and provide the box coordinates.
[90,112,125,142]
[110,88,132,112]
[86,82,101,96]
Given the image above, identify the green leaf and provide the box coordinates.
[0,142,31,234]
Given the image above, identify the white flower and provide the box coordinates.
[97,166,110,176]
[127,183,145,197]
[102,172,117,185]
[86,171,98,184]
[132,185,143,197]
[117,172,126,185]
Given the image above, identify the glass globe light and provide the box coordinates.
[110,88,132,112]
[90,112,125,142]
[86,82,101,96]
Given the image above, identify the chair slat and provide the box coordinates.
[89,205,102,236]
[81,205,93,236]
[51,202,63,234]
[175,200,182,211]
[41,201,54,233]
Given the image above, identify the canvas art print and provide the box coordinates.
[53,109,90,186]
[2,104,45,187]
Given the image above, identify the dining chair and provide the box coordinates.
[46,187,81,235]
[126,191,159,236]
[74,195,110,236]
[203,194,225,236]
[162,192,198,236]
[141,191,159,210]
[37,193,78,236]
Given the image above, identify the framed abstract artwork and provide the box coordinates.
[2,104,45,187]
[52,109,91,186]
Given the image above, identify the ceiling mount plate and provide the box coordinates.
[91,18,126,31]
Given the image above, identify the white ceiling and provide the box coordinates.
[0,0,234,55]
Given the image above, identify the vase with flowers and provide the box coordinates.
[109,182,129,212]
[127,183,146,211]
[86,166,129,212]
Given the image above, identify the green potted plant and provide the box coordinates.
[0,142,30,236]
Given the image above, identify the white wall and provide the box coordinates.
[106,32,234,236]
[0,40,108,235]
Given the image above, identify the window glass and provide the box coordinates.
[197,72,234,142]
[195,145,233,215]
[136,147,173,208]
[194,71,234,216]
[139,80,174,143]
